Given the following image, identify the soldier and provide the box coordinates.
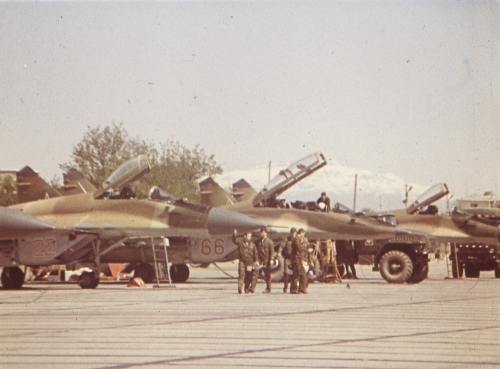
[290,228,309,294]
[342,240,358,279]
[279,227,297,293]
[232,229,258,294]
[256,227,275,293]
[316,192,331,212]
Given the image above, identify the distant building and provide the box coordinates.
[456,192,500,209]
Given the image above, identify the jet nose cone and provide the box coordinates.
[0,207,53,238]
[207,208,264,235]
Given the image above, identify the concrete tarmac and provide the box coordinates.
[0,259,499,369]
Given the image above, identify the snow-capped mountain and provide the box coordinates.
[215,161,432,212]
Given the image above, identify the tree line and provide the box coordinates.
[1,122,222,205]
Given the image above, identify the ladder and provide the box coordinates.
[150,237,174,288]
[445,242,461,279]
[320,240,342,283]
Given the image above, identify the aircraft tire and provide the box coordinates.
[464,263,480,278]
[379,250,413,283]
[78,271,99,289]
[134,263,156,283]
[170,264,190,283]
[1,266,25,289]
[407,262,429,284]
[266,255,285,282]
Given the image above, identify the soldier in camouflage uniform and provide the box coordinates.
[290,228,309,294]
[256,227,275,293]
[232,230,258,294]
[279,227,297,293]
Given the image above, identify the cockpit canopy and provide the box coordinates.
[407,183,449,215]
[94,155,151,199]
[148,186,178,204]
[364,213,399,227]
[332,202,355,215]
[251,152,327,207]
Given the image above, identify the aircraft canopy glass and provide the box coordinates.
[148,186,178,203]
[264,153,322,192]
[332,202,355,214]
[407,183,449,214]
[252,152,327,207]
[95,155,151,199]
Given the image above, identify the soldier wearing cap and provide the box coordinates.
[256,227,275,293]
[232,229,258,294]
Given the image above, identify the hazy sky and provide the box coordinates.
[1,1,499,207]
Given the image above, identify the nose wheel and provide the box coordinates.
[170,264,190,283]
[1,266,25,289]
[78,271,99,289]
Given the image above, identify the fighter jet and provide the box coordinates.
[149,152,426,284]
[0,156,264,289]
[372,183,500,279]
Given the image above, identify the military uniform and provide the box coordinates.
[291,236,309,294]
[232,234,258,293]
[257,235,275,292]
[342,241,358,279]
[280,235,294,292]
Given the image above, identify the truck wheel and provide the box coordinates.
[1,266,25,289]
[170,264,190,283]
[451,261,463,278]
[407,262,428,284]
[464,263,480,278]
[379,250,413,283]
[134,263,156,283]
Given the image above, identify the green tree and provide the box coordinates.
[144,141,222,201]
[63,123,222,202]
[0,175,18,206]
[61,122,134,186]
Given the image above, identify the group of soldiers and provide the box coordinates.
[232,192,360,294]
[232,227,320,294]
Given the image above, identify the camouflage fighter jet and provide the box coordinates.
[157,152,428,284]
[0,156,264,289]
[370,183,500,279]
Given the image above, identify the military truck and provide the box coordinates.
[334,204,430,284]
[369,183,500,280]
[447,207,500,278]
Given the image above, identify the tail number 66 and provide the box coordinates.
[201,239,225,255]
